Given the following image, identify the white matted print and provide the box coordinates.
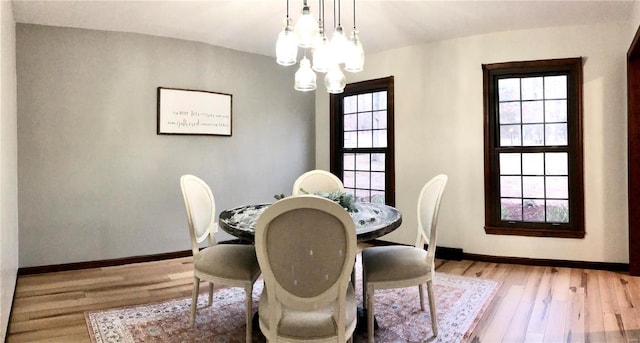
[157,87,232,136]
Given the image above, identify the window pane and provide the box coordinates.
[343,171,355,188]
[546,176,568,198]
[358,93,372,111]
[358,112,372,130]
[547,200,569,223]
[371,172,385,190]
[373,130,387,148]
[344,132,356,148]
[372,91,387,110]
[499,102,520,124]
[500,176,521,197]
[343,153,355,170]
[522,101,543,123]
[545,153,568,175]
[523,124,544,146]
[373,111,387,129]
[521,77,543,100]
[545,123,568,146]
[500,125,521,146]
[355,153,370,170]
[356,189,371,202]
[356,171,370,188]
[523,199,545,222]
[357,130,373,148]
[344,114,357,131]
[545,100,567,123]
[501,198,522,221]
[498,78,520,101]
[544,75,567,99]
[371,154,385,171]
[522,153,544,175]
[371,191,385,204]
[523,176,544,198]
[500,153,521,175]
[344,95,357,114]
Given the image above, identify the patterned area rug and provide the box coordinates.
[86,258,499,343]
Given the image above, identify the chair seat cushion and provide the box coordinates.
[362,245,430,283]
[194,244,260,280]
[258,284,357,339]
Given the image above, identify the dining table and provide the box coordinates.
[218,201,403,243]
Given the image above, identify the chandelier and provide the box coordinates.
[276,0,364,94]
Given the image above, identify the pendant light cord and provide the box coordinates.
[352,0,356,29]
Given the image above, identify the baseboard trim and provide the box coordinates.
[19,240,630,275]
[369,239,629,272]
[463,253,629,272]
[17,249,193,276]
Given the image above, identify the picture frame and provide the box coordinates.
[157,87,232,136]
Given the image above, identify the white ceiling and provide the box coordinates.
[11,0,635,57]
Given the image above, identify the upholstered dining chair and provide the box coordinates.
[361,174,448,342]
[255,195,357,342]
[292,169,345,195]
[179,174,261,343]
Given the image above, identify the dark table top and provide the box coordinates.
[219,201,402,243]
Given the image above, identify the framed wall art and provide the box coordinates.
[157,87,232,136]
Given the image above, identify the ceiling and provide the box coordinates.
[11,0,635,58]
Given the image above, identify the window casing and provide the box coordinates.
[330,76,395,205]
[483,58,584,238]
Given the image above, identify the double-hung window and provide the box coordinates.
[330,76,395,205]
[483,58,585,238]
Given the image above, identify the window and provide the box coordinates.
[330,76,395,205]
[483,58,584,238]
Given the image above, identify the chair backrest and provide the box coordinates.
[292,169,345,195]
[180,174,217,255]
[255,195,356,338]
[415,174,448,268]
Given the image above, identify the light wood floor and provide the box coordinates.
[6,255,640,342]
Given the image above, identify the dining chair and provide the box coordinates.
[255,195,357,342]
[292,169,345,195]
[179,174,261,343]
[361,174,448,342]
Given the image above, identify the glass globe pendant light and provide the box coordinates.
[344,30,364,72]
[276,1,298,66]
[312,0,330,73]
[328,1,349,66]
[324,63,346,93]
[295,55,317,91]
[294,0,318,48]
[344,0,364,72]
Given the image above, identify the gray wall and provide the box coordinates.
[17,24,315,268]
[0,1,18,339]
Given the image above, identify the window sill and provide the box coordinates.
[484,226,585,239]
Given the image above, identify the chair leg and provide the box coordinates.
[208,281,214,306]
[366,284,374,343]
[190,277,200,326]
[245,284,253,343]
[427,280,438,336]
[418,284,425,311]
[362,269,367,309]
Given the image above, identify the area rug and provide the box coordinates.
[86,257,500,343]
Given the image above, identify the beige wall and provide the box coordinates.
[0,1,18,339]
[317,20,631,263]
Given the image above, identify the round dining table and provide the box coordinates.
[218,201,402,242]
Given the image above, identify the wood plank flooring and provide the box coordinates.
[7,255,640,342]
